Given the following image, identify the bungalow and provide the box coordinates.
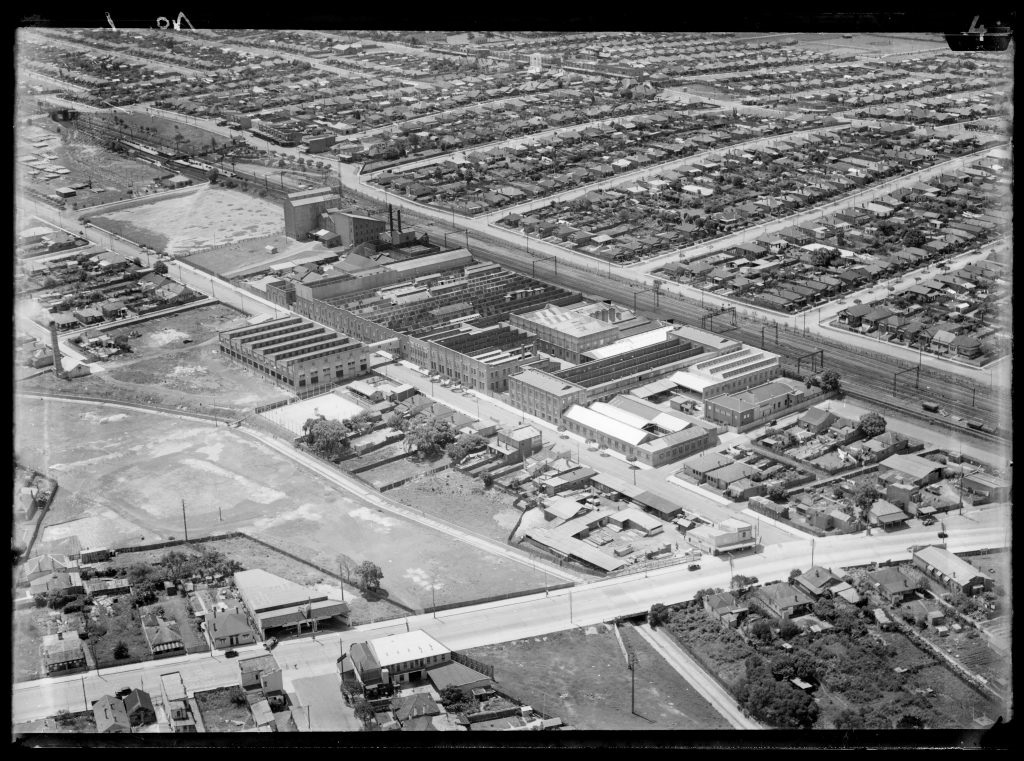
[838,303,872,328]
[868,499,908,528]
[866,566,920,605]
[208,606,256,650]
[797,407,837,434]
[142,614,185,657]
[753,583,813,620]
[41,631,87,674]
[702,591,749,628]
[792,566,843,598]
[30,571,84,598]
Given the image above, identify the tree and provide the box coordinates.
[405,414,458,459]
[445,432,486,464]
[344,411,375,437]
[853,483,880,514]
[384,412,406,431]
[857,412,887,439]
[352,697,376,727]
[438,685,467,708]
[778,617,800,640]
[54,709,75,727]
[153,260,168,275]
[208,167,219,184]
[903,229,926,248]
[788,568,802,581]
[113,641,130,659]
[303,418,351,461]
[750,620,773,642]
[355,561,383,593]
[481,473,494,489]
[818,369,842,393]
[767,482,787,503]
[731,575,758,593]
[896,713,924,730]
[770,653,797,681]
[648,603,670,628]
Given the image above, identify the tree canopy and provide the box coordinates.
[818,369,842,393]
[302,417,351,461]
[857,412,887,439]
[405,414,458,459]
[445,432,486,464]
[355,561,383,593]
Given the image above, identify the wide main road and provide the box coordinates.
[12,519,1006,724]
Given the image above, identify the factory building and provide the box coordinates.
[218,315,369,392]
[284,187,342,240]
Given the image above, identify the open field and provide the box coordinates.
[184,233,311,277]
[89,185,284,256]
[13,609,48,683]
[798,33,947,56]
[388,470,521,543]
[19,303,293,414]
[15,397,550,611]
[88,111,226,156]
[261,392,366,436]
[195,687,255,732]
[465,624,731,730]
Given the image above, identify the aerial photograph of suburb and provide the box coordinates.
[11,16,1012,748]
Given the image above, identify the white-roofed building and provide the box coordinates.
[234,569,349,638]
[582,326,676,361]
[913,546,990,596]
[348,630,453,688]
[685,518,757,555]
[668,347,782,401]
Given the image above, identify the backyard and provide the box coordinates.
[86,596,152,669]
[143,594,209,655]
[464,623,731,730]
[195,686,255,732]
[387,470,522,543]
[15,397,552,614]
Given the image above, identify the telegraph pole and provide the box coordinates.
[182,499,189,542]
[630,653,637,716]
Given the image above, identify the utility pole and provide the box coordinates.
[569,590,573,624]
[629,653,636,715]
[182,499,189,542]
[811,537,815,568]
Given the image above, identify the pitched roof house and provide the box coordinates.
[93,695,131,733]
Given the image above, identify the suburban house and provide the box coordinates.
[93,695,131,733]
[797,407,837,434]
[868,499,909,528]
[792,566,843,598]
[753,583,814,620]
[866,567,921,605]
[703,591,749,628]
[239,653,286,706]
[425,659,494,694]
[913,546,990,596]
[142,614,185,657]
[124,689,157,727]
[208,606,256,650]
[29,571,84,598]
[41,631,87,675]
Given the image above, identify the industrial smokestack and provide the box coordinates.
[49,322,64,379]
[388,204,394,235]
[397,209,402,233]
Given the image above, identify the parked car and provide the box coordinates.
[938,531,948,539]
[264,637,278,650]
[688,563,701,571]
[114,687,132,699]
[225,649,239,658]
[921,517,936,526]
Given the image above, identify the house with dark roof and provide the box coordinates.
[93,695,131,733]
[702,591,749,628]
[792,566,843,598]
[208,606,256,650]
[124,689,157,727]
[391,692,441,724]
[142,614,185,657]
[867,566,921,605]
[797,407,836,434]
[753,583,813,620]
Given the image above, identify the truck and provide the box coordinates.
[921,401,940,413]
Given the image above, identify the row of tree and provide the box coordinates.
[301,412,376,462]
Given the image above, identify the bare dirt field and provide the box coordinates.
[799,33,946,56]
[388,470,522,543]
[195,687,255,732]
[90,185,284,256]
[465,624,731,730]
[184,233,311,277]
[15,397,550,611]
[19,303,292,414]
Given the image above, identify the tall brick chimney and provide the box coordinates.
[49,322,65,380]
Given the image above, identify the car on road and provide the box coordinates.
[687,563,701,571]
[921,517,937,526]
[938,531,948,539]
[114,687,132,699]
[182,338,193,344]
[225,649,239,658]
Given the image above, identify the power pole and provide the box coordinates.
[182,499,188,542]
[629,653,636,715]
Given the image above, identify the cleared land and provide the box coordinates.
[87,596,153,669]
[15,397,550,611]
[19,303,292,414]
[262,393,366,436]
[465,624,731,730]
[388,470,522,543]
[89,185,284,256]
[798,33,947,56]
[195,687,255,732]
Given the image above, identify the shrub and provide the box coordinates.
[113,641,130,659]
[62,602,83,614]
[481,473,494,489]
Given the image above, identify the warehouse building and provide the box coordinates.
[510,301,654,363]
[218,315,369,391]
[284,187,342,240]
[668,347,782,402]
[234,569,349,639]
[913,546,991,596]
[418,324,539,392]
[703,377,811,428]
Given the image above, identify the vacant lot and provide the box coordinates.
[185,233,311,278]
[87,596,151,669]
[799,33,946,56]
[14,710,96,735]
[15,397,551,612]
[358,456,438,489]
[195,687,255,732]
[90,185,284,256]
[388,470,521,543]
[465,624,731,730]
[13,609,48,682]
